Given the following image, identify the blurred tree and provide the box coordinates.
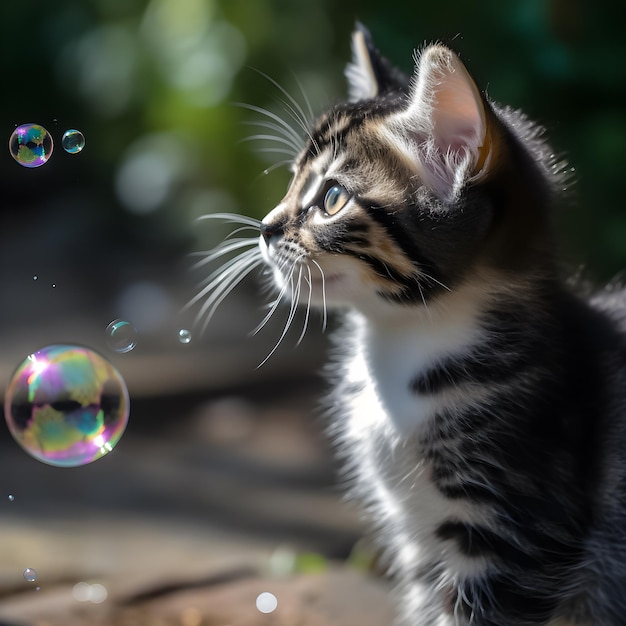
[1,0,625,339]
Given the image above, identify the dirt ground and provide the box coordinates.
[0,366,394,626]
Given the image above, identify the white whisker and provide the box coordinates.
[257,263,303,368]
[234,103,304,152]
[310,259,328,332]
[239,133,301,156]
[197,256,265,333]
[186,248,260,310]
[196,212,262,228]
[296,263,313,346]
[190,238,258,270]
[420,271,452,292]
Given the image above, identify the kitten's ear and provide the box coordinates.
[403,45,493,201]
[345,23,408,102]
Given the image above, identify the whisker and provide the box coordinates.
[234,103,304,152]
[196,212,262,228]
[190,238,258,271]
[195,248,260,291]
[245,69,319,157]
[197,256,265,333]
[258,264,303,368]
[310,259,328,332]
[186,247,259,307]
[252,282,290,336]
[239,133,301,156]
[420,271,452,292]
[291,72,315,126]
[296,263,313,346]
[250,68,313,132]
[257,159,295,176]
[251,254,301,335]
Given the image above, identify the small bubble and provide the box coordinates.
[9,124,53,168]
[23,568,37,582]
[35,586,41,591]
[178,329,192,344]
[106,319,137,353]
[8,494,14,502]
[62,129,85,154]
[33,275,38,281]
[51,283,56,288]
[256,592,278,614]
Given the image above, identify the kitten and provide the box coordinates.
[199,24,626,626]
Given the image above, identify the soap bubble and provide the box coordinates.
[23,568,37,582]
[4,345,130,467]
[9,124,53,168]
[105,319,137,353]
[178,329,192,344]
[256,592,278,614]
[61,129,85,154]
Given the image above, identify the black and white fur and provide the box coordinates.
[198,25,626,625]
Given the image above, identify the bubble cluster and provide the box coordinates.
[61,129,85,154]
[9,124,53,168]
[105,319,137,353]
[4,345,130,467]
[178,329,192,344]
[23,568,37,582]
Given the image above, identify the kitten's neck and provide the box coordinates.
[351,277,494,437]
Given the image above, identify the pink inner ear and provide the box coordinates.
[399,45,488,201]
[430,65,485,158]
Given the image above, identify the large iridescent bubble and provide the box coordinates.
[4,345,129,467]
[9,124,53,168]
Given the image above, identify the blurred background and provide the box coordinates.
[0,0,624,624]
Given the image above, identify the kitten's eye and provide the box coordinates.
[324,185,350,216]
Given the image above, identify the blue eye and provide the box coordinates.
[324,185,350,216]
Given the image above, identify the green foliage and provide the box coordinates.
[2,0,626,279]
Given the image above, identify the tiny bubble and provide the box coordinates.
[8,494,14,502]
[35,586,40,591]
[263,169,269,175]
[33,275,38,281]
[51,284,56,288]
[106,319,137,353]
[62,129,86,154]
[256,591,278,614]
[178,329,192,344]
[23,568,37,582]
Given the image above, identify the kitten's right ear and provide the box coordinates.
[345,23,408,102]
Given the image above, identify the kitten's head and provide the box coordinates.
[259,25,562,318]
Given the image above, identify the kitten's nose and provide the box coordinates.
[260,221,282,244]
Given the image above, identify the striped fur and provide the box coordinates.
[201,23,626,626]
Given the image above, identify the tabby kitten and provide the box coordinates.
[201,25,626,626]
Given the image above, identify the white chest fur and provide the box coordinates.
[335,291,492,588]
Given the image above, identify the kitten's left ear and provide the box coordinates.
[345,23,408,101]
[400,45,494,202]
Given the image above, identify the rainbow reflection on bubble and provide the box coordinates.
[4,345,129,467]
[9,124,53,168]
